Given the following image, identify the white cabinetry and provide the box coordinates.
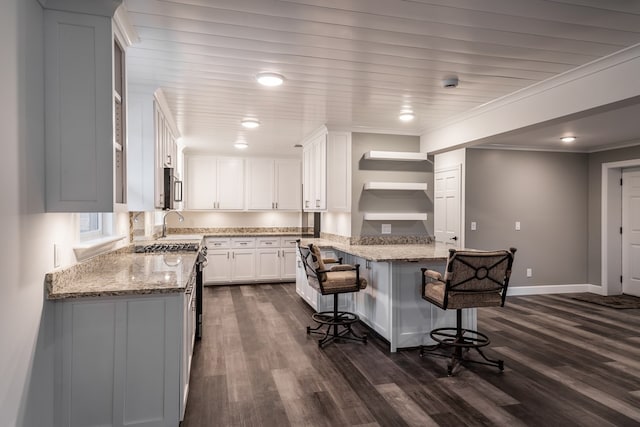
[302,128,327,211]
[302,127,352,212]
[327,132,352,212]
[204,236,297,284]
[247,159,301,210]
[54,290,195,427]
[44,8,127,212]
[128,88,181,211]
[185,156,245,210]
[352,256,391,339]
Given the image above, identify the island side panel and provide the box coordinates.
[390,261,477,352]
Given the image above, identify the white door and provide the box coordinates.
[622,168,640,297]
[434,166,461,247]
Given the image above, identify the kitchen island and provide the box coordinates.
[46,238,203,427]
[297,238,475,352]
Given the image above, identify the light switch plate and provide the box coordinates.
[381,224,391,234]
[526,268,532,277]
[470,221,477,231]
[515,221,521,231]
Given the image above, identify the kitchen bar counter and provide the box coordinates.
[298,238,453,262]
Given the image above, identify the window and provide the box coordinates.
[79,213,102,240]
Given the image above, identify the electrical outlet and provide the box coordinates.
[526,268,532,277]
[381,224,391,234]
[470,221,477,231]
[54,243,60,268]
[515,221,521,231]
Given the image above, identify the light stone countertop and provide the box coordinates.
[299,238,455,262]
[46,251,199,300]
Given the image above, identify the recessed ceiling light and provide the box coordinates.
[256,72,285,87]
[399,111,415,122]
[241,118,260,129]
[561,136,577,143]
[234,140,248,149]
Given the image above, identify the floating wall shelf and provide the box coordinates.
[363,213,428,221]
[364,150,429,161]
[364,182,427,191]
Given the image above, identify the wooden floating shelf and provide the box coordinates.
[364,150,429,161]
[364,182,427,191]
[363,213,428,221]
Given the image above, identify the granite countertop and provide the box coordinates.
[298,238,454,262]
[46,248,199,300]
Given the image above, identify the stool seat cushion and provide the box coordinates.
[424,281,502,309]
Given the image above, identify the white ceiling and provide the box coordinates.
[123,0,640,156]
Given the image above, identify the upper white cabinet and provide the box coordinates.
[302,127,327,211]
[128,88,181,211]
[247,159,301,210]
[185,156,245,210]
[302,126,351,212]
[44,6,130,212]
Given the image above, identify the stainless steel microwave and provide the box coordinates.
[163,167,182,210]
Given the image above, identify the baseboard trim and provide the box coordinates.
[507,284,604,296]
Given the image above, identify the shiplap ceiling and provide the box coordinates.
[124,0,640,156]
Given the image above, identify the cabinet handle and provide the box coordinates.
[272,202,274,209]
[275,202,278,209]
[232,252,235,259]
[227,252,229,259]
[305,200,309,208]
[167,154,172,165]
[316,199,320,208]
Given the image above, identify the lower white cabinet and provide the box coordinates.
[54,290,195,427]
[204,236,297,285]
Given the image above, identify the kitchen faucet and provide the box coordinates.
[162,210,184,238]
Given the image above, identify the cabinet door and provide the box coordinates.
[327,132,351,211]
[354,257,390,340]
[217,158,245,210]
[231,249,256,282]
[275,160,301,210]
[281,248,297,280]
[204,250,231,284]
[185,156,217,210]
[247,159,275,210]
[302,147,313,211]
[44,11,117,212]
[313,136,327,210]
[255,248,280,280]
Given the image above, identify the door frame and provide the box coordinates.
[601,158,640,295]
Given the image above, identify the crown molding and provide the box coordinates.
[38,0,122,17]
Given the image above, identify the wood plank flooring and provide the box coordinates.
[182,285,640,426]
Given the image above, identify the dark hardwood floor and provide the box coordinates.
[182,284,640,427]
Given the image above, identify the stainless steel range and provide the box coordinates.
[134,243,200,253]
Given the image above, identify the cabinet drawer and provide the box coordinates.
[205,237,231,249]
[231,238,256,248]
[257,237,280,248]
[280,237,299,247]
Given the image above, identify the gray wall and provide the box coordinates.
[465,149,589,286]
[587,143,640,284]
[351,133,433,238]
[1,0,56,425]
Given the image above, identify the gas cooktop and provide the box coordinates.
[134,243,200,253]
